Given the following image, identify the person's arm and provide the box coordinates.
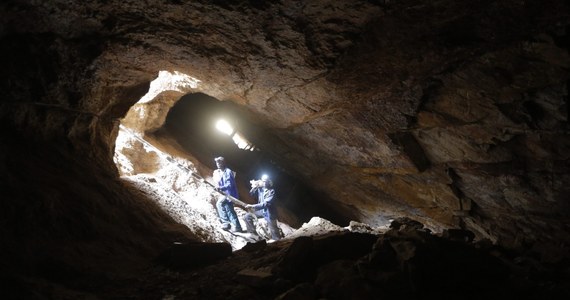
[251,189,275,210]
[213,169,223,192]
[218,169,235,191]
[249,179,262,195]
[249,186,259,197]
[246,185,261,210]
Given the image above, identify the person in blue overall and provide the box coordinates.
[213,157,243,232]
[244,174,281,241]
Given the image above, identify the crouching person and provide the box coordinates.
[244,175,281,241]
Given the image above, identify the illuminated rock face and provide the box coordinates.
[1,0,569,274]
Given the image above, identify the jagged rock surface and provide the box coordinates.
[1,0,569,299]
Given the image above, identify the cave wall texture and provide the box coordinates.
[1,0,569,283]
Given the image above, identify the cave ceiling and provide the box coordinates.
[1,0,569,247]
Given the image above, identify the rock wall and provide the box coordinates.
[1,0,569,262]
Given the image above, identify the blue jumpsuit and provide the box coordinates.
[214,168,242,231]
[245,186,280,240]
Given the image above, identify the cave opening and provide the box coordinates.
[113,81,351,246]
[158,92,346,228]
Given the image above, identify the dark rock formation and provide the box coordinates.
[1,0,569,298]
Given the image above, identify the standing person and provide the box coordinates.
[244,174,281,241]
[213,156,243,232]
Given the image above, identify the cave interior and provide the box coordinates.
[1,0,569,299]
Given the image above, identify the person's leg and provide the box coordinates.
[267,218,281,240]
[226,202,242,232]
[216,197,230,230]
[244,213,257,234]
